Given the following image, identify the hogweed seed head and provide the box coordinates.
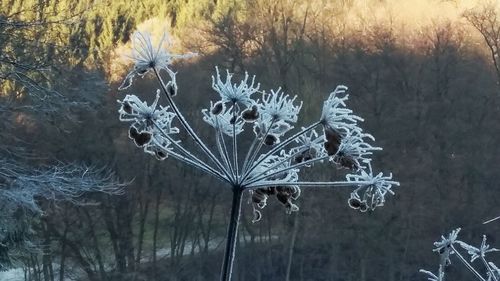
[202,102,244,137]
[320,85,363,133]
[116,31,399,222]
[119,31,196,90]
[212,66,260,108]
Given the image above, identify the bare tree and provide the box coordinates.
[464,2,500,86]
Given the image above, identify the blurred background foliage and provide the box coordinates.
[1,0,500,280]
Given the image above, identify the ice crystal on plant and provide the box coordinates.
[420,268,444,281]
[117,30,400,281]
[259,89,302,124]
[334,129,381,170]
[346,162,398,211]
[320,85,364,133]
[119,31,196,90]
[118,92,179,156]
[202,102,244,136]
[457,235,499,262]
[421,228,500,281]
[212,67,260,107]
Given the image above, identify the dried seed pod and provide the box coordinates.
[337,154,359,170]
[155,149,168,160]
[276,186,286,193]
[285,202,299,214]
[296,148,317,164]
[324,126,342,156]
[324,141,338,156]
[252,209,262,223]
[129,126,139,139]
[324,126,343,143]
[241,105,259,122]
[276,192,289,205]
[268,186,277,195]
[264,134,278,146]
[166,82,177,96]
[252,189,268,204]
[259,186,276,196]
[133,131,152,147]
[294,155,304,164]
[348,197,362,209]
[359,202,368,212]
[135,65,148,75]
[290,186,301,200]
[121,101,133,114]
[211,101,224,115]
[304,148,317,161]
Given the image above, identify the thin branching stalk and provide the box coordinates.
[451,245,486,281]
[248,181,370,189]
[215,121,234,180]
[232,107,239,178]
[153,68,231,180]
[240,121,320,183]
[240,119,276,180]
[243,154,331,187]
[241,137,259,173]
[480,255,497,281]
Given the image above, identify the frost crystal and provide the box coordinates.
[212,67,260,107]
[259,89,302,124]
[118,92,179,157]
[334,129,381,170]
[320,85,364,133]
[346,162,398,211]
[202,102,244,136]
[119,31,196,90]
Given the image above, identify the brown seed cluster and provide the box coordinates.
[323,126,343,156]
[166,82,177,96]
[334,152,359,170]
[294,147,317,164]
[348,197,368,212]
[129,126,152,147]
[264,134,278,146]
[121,101,133,114]
[241,105,259,122]
[252,185,300,219]
[323,126,358,171]
[211,101,224,115]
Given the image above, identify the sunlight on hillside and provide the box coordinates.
[345,0,485,27]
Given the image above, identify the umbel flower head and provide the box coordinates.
[119,31,196,90]
[421,228,500,281]
[346,162,399,212]
[212,66,260,107]
[116,31,399,222]
[118,92,179,159]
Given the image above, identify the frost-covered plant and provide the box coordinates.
[420,228,500,281]
[117,31,400,281]
[0,160,124,271]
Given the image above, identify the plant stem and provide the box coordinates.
[240,121,320,183]
[153,68,232,180]
[220,187,243,281]
[451,245,486,281]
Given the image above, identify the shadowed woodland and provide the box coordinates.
[1,0,500,280]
